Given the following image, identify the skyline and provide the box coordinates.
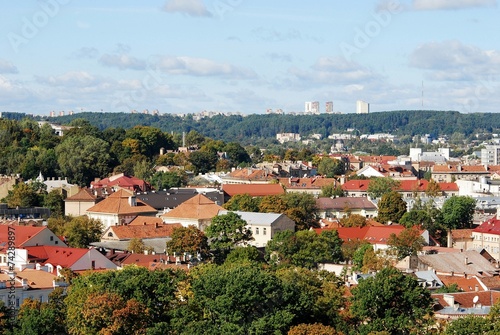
[1,0,499,115]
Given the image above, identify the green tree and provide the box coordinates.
[223,193,261,212]
[43,190,65,218]
[63,216,103,248]
[166,225,209,258]
[288,323,342,335]
[3,182,44,208]
[56,135,112,186]
[320,184,344,198]
[282,192,319,230]
[352,243,373,272]
[206,212,253,263]
[150,170,187,190]
[340,213,367,227]
[399,209,432,229]
[188,150,218,174]
[266,230,343,269]
[387,227,425,260]
[377,191,407,224]
[225,246,261,264]
[444,314,492,335]
[350,267,433,334]
[127,238,146,254]
[224,142,251,166]
[367,177,400,199]
[317,157,345,177]
[185,130,206,147]
[125,125,175,157]
[425,179,442,197]
[259,194,287,213]
[441,196,476,230]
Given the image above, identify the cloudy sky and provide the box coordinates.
[1,0,499,115]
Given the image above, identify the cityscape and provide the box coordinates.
[2,1,500,334]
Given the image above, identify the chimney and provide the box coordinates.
[128,195,137,207]
[447,230,453,248]
[465,257,469,265]
[475,284,479,292]
[443,294,455,307]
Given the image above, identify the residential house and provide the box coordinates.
[278,177,339,196]
[432,164,489,183]
[86,189,158,229]
[24,245,117,275]
[135,188,224,212]
[0,225,66,249]
[92,220,182,254]
[0,268,66,309]
[451,229,474,251]
[316,197,378,219]
[161,194,224,231]
[64,187,103,217]
[220,168,277,184]
[472,214,500,261]
[432,291,500,319]
[217,210,295,247]
[90,173,152,193]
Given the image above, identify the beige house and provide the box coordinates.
[316,197,378,219]
[472,214,500,261]
[65,188,102,217]
[86,189,157,229]
[161,194,224,231]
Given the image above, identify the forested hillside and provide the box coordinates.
[7,110,497,145]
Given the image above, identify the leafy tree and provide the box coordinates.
[259,194,287,213]
[425,179,442,197]
[206,212,253,263]
[282,192,319,230]
[434,283,461,294]
[367,177,400,199]
[56,135,112,186]
[340,213,367,227]
[441,196,476,230]
[317,157,345,177]
[377,191,407,224]
[63,216,103,248]
[266,230,343,269]
[350,267,433,334]
[387,227,425,260]
[444,314,492,335]
[288,323,342,335]
[149,170,187,190]
[3,182,44,208]
[185,130,206,147]
[352,243,374,272]
[125,125,175,157]
[43,190,65,218]
[127,238,146,254]
[320,184,344,198]
[166,225,209,258]
[224,142,251,166]
[223,193,261,212]
[399,209,432,229]
[188,150,218,174]
[225,246,261,264]
[0,300,13,335]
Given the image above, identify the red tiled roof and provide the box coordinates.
[65,188,98,201]
[161,194,223,220]
[279,177,338,190]
[451,229,473,240]
[433,165,488,173]
[439,276,485,292]
[341,180,371,191]
[473,217,500,235]
[86,189,157,215]
[25,245,89,268]
[0,225,48,248]
[91,173,151,192]
[222,184,284,197]
[432,291,500,309]
[105,223,182,239]
[316,197,377,210]
[438,182,459,191]
[314,225,421,245]
[129,216,165,226]
[226,168,276,181]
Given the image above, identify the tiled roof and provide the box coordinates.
[451,229,473,240]
[473,217,500,235]
[0,268,58,289]
[0,225,48,248]
[217,210,292,227]
[432,291,500,309]
[419,250,498,276]
[398,179,428,192]
[341,180,371,191]
[105,223,182,240]
[129,216,165,226]
[278,177,338,189]
[135,189,224,210]
[161,194,224,220]
[91,173,151,192]
[433,165,488,173]
[439,182,459,191]
[65,187,99,201]
[314,225,421,246]
[359,155,397,164]
[439,275,485,292]
[225,168,276,181]
[86,189,157,215]
[316,197,377,210]
[25,245,89,268]
[222,184,284,197]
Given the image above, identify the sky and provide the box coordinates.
[0,0,499,116]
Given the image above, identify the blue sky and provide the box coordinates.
[1,0,499,115]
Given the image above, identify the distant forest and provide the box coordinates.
[3,110,499,145]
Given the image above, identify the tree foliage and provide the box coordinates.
[367,177,400,199]
[441,196,476,230]
[377,191,407,224]
[317,157,346,177]
[166,225,209,258]
[387,227,425,260]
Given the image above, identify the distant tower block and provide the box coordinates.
[50,111,56,117]
[59,111,65,116]
[325,101,333,113]
[356,100,369,114]
[305,101,319,114]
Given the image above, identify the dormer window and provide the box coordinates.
[108,232,113,237]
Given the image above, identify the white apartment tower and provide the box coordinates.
[481,145,500,165]
[305,101,320,114]
[325,101,333,113]
[356,100,369,114]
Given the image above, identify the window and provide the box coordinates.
[263,228,267,235]
[108,232,113,237]
[50,236,54,241]
[255,228,259,235]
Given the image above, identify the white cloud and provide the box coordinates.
[413,0,496,10]
[162,0,212,17]
[37,71,103,88]
[409,40,500,81]
[70,47,99,59]
[100,54,147,70]
[155,56,256,78]
[0,60,19,74]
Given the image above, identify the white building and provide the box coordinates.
[276,133,301,144]
[356,100,369,114]
[305,101,319,114]
[325,101,333,113]
[481,145,500,165]
[217,210,295,248]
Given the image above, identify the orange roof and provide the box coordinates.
[341,180,371,191]
[314,225,420,245]
[222,184,284,197]
[451,229,473,240]
[129,216,165,226]
[0,268,58,289]
[91,173,151,192]
[432,291,500,309]
[161,194,224,220]
[106,223,182,240]
[439,275,485,292]
[226,168,276,181]
[0,225,49,248]
[359,155,397,164]
[25,245,89,268]
[86,189,157,215]
[438,182,459,191]
[65,187,98,201]
[433,165,487,173]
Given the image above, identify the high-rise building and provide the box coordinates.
[481,145,500,165]
[356,100,369,114]
[305,101,319,114]
[325,101,333,113]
